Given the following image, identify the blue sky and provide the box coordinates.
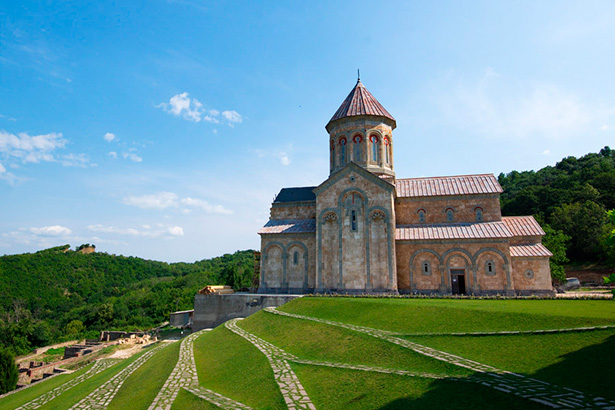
[1,1,614,262]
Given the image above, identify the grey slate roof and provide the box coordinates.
[274,187,317,203]
[258,219,316,234]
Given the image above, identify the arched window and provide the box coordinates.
[475,207,483,222]
[330,139,336,168]
[293,251,298,265]
[384,137,391,164]
[351,209,357,231]
[485,260,495,276]
[339,137,347,166]
[370,135,379,163]
[422,261,431,275]
[418,209,426,222]
[353,135,362,162]
[446,208,454,222]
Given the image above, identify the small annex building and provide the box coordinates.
[258,79,553,295]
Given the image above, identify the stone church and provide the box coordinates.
[258,79,553,295]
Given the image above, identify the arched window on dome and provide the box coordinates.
[339,137,347,166]
[384,137,391,164]
[370,135,379,163]
[353,135,362,162]
[330,139,336,169]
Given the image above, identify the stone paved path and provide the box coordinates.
[15,358,121,410]
[266,307,615,409]
[69,343,166,409]
[226,319,316,410]
[149,330,253,410]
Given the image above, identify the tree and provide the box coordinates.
[65,320,86,336]
[551,200,608,261]
[0,348,18,394]
[541,224,570,282]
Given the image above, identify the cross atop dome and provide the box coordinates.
[326,79,396,132]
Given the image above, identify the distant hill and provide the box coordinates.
[0,246,255,355]
[499,146,615,264]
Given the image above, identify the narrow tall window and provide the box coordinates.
[331,139,336,169]
[370,135,379,163]
[339,137,347,166]
[446,208,454,222]
[422,261,431,275]
[353,135,362,162]
[293,251,298,265]
[384,137,390,164]
[351,210,357,231]
[485,261,496,276]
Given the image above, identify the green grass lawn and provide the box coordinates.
[280,297,615,333]
[292,363,548,410]
[171,388,217,410]
[404,329,615,401]
[239,311,472,377]
[107,341,181,410]
[0,363,94,410]
[193,326,286,409]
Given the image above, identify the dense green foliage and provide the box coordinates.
[0,349,18,395]
[499,146,615,264]
[0,247,255,355]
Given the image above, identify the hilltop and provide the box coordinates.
[0,246,255,355]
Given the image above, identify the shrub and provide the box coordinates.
[0,348,18,394]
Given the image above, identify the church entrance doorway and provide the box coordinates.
[450,269,466,294]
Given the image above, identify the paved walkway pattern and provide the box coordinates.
[15,358,121,410]
[149,330,253,410]
[69,344,166,409]
[226,319,316,410]
[266,307,615,409]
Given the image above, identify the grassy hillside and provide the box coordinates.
[4,297,613,409]
[0,246,255,355]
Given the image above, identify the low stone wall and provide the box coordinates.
[192,293,302,331]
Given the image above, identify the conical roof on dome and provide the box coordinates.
[326,80,396,130]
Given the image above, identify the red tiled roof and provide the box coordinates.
[258,219,316,235]
[510,243,552,257]
[502,216,545,237]
[396,174,503,198]
[327,80,395,128]
[395,222,512,241]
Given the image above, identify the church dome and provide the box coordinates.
[326,79,396,132]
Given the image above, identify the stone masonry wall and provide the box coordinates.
[260,233,316,292]
[395,195,502,225]
[270,203,316,219]
[396,240,513,294]
[510,257,552,294]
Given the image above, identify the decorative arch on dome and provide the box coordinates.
[369,134,379,163]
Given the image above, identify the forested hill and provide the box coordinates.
[0,246,254,355]
[499,146,615,264]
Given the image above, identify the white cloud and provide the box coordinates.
[600,125,609,131]
[157,93,242,126]
[222,110,242,123]
[0,130,67,163]
[278,152,291,166]
[86,223,184,238]
[123,192,178,210]
[104,132,116,142]
[180,197,233,214]
[60,153,89,167]
[123,192,232,214]
[108,151,118,159]
[123,152,143,162]
[0,163,5,173]
[29,225,72,237]
[157,92,204,122]
[543,150,550,155]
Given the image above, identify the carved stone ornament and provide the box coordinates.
[370,210,386,221]
[323,212,338,222]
